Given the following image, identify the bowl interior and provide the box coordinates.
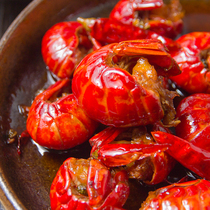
[0,0,210,209]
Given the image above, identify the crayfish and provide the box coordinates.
[41,21,94,79]
[72,39,180,127]
[26,79,98,150]
[140,179,210,209]
[152,93,210,180]
[41,0,183,80]
[50,157,130,210]
[89,123,175,185]
[109,0,184,39]
[170,32,210,94]
[17,0,210,209]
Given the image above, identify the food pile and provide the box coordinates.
[20,0,210,209]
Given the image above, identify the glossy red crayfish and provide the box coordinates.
[50,157,130,210]
[26,79,98,150]
[109,0,184,39]
[41,21,94,79]
[89,122,175,185]
[170,32,210,94]
[152,93,210,180]
[72,39,180,127]
[140,179,210,209]
[78,17,180,52]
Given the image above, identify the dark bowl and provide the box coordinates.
[0,0,210,209]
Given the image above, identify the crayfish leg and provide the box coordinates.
[152,131,210,180]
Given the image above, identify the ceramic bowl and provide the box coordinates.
[0,0,210,209]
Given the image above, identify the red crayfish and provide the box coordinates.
[89,122,175,185]
[41,0,183,80]
[26,79,98,150]
[41,21,94,79]
[109,0,184,39]
[170,32,210,94]
[17,0,210,208]
[72,39,180,127]
[78,17,180,52]
[140,179,210,209]
[50,157,130,210]
[152,93,210,180]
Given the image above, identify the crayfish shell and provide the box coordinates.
[27,79,98,150]
[140,179,210,209]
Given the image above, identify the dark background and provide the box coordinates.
[0,0,33,39]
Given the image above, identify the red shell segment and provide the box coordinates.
[26,79,98,150]
[152,131,210,180]
[140,179,210,209]
[41,21,92,79]
[50,157,130,210]
[170,32,210,94]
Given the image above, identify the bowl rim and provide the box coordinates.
[0,0,42,54]
[0,1,43,209]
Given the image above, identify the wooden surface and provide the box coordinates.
[0,0,33,39]
[0,1,33,209]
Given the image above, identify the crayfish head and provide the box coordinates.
[132,57,180,127]
[133,0,184,27]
